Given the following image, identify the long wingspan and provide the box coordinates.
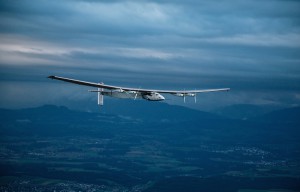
[48,75,230,94]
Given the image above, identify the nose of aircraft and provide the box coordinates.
[160,95,165,100]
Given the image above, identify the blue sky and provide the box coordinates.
[0,0,300,111]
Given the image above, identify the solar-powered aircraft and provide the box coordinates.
[48,75,230,106]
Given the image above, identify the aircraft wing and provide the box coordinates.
[48,75,230,94]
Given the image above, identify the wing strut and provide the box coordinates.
[97,85,104,106]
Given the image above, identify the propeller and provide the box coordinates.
[134,91,138,100]
[194,89,197,103]
[183,89,186,103]
[134,86,141,100]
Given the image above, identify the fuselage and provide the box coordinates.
[101,91,165,101]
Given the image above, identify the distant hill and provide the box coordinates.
[213,104,282,120]
[0,104,223,138]
[258,106,300,123]
[1,104,299,144]
[0,102,221,121]
[0,105,91,122]
[94,100,221,122]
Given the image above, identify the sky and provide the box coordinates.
[0,0,300,111]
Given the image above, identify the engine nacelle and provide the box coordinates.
[186,93,195,97]
[174,93,184,97]
[174,93,195,97]
[173,92,197,103]
[112,88,124,93]
[126,90,137,94]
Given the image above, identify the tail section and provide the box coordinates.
[97,87,104,106]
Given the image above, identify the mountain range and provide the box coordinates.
[1,103,299,142]
[0,103,300,191]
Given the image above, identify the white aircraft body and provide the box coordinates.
[48,75,230,105]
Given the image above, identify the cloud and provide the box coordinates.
[0,0,300,110]
[201,33,300,47]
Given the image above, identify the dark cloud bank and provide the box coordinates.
[0,0,300,111]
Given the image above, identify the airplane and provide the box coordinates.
[48,75,230,106]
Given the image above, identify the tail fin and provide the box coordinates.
[97,87,104,106]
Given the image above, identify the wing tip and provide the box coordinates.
[48,75,56,79]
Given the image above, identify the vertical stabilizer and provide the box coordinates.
[97,87,104,106]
